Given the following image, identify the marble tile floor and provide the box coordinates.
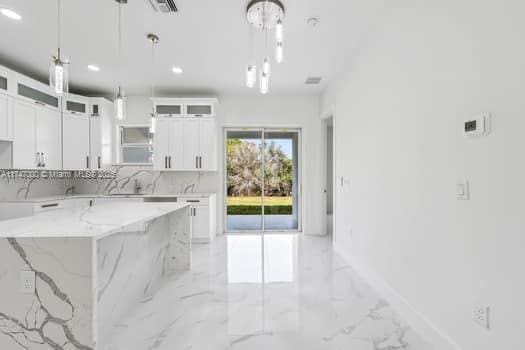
[227,215,299,231]
[102,234,433,350]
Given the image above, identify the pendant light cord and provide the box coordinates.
[57,0,61,58]
[118,2,122,94]
[151,39,155,112]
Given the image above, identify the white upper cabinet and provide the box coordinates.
[89,98,113,169]
[198,118,217,171]
[182,118,200,170]
[90,116,102,169]
[152,98,218,172]
[12,99,37,169]
[12,98,61,169]
[35,106,61,169]
[153,117,184,170]
[153,117,171,170]
[63,112,90,170]
[62,94,90,170]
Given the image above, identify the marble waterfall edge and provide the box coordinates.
[0,204,191,350]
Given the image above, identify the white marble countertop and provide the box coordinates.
[0,193,217,203]
[0,202,189,239]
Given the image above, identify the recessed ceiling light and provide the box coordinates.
[1,8,22,21]
[172,66,183,74]
[87,65,100,72]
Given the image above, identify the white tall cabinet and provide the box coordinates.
[152,98,218,172]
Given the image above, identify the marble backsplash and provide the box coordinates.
[0,166,219,200]
[73,166,219,196]
[0,176,75,201]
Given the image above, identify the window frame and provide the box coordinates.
[118,124,154,165]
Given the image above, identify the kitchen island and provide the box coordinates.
[0,202,191,350]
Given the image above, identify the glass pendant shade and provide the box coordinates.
[260,71,269,94]
[115,89,126,121]
[262,58,271,76]
[246,64,257,88]
[150,113,156,134]
[276,19,283,42]
[276,42,283,63]
[49,57,68,96]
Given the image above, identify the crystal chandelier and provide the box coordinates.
[245,0,285,94]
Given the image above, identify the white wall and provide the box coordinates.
[322,0,525,349]
[115,94,324,235]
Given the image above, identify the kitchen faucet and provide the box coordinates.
[65,186,75,196]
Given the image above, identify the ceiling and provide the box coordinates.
[0,0,386,97]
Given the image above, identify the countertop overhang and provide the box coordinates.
[0,202,190,239]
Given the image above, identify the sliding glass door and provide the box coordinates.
[225,128,300,232]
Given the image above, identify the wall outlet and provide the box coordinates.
[473,305,490,330]
[20,270,35,294]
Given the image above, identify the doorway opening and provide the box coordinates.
[324,116,335,237]
[224,128,301,233]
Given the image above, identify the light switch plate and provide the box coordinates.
[457,180,469,200]
[20,270,35,294]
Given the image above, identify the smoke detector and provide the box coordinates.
[305,77,322,85]
[149,0,178,13]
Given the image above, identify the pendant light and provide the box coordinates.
[275,19,283,43]
[245,26,257,88]
[49,0,68,96]
[147,34,159,134]
[276,42,283,63]
[114,0,127,120]
[260,71,269,94]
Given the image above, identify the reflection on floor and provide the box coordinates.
[102,234,432,350]
[227,215,298,231]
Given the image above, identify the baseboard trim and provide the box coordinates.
[334,245,462,350]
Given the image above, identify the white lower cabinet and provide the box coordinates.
[63,112,90,170]
[12,98,61,169]
[179,194,217,243]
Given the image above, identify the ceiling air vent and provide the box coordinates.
[149,0,178,13]
[305,77,322,85]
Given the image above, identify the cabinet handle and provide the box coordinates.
[199,156,202,169]
[169,156,172,169]
[164,156,167,169]
[86,156,90,169]
[98,156,101,169]
[41,153,45,168]
[195,156,198,169]
[36,152,41,167]
[34,101,46,107]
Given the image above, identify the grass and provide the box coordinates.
[227,196,292,215]
[227,196,292,206]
